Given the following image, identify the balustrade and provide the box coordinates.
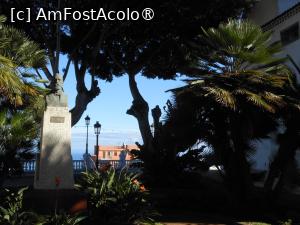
[21,159,134,175]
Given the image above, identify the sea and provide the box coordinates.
[72,152,85,160]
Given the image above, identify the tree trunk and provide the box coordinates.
[221,117,253,204]
[70,87,99,126]
[126,74,154,154]
[234,150,253,201]
[264,130,298,198]
[70,62,100,126]
[220,145,253,205]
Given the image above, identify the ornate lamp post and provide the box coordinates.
[94,121,101,169]
[85,115,90,155]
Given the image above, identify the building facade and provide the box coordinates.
[248,0,300,79]
[95,144,139,161]
[247,0,300,171]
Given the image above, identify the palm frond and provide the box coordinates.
[0,14,47,106]
[202,87,236,110]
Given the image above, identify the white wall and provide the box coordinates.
[267,12,300,81]
[248,2,300,171]
[248,0,300,26]
[248,0,278,26]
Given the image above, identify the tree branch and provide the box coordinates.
[41,66,53,81]
[31,22,57,74]
[54,0,61,74]
[63,57,72,81]
[107,48,127,73]
[35,69,48,88]
[130,40,170,75]
[68,22,99,59]
[48,53,56,74]
[74,60,87,92]
[107,49,146,102]
[91,25,108,61]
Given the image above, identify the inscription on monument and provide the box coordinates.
[50,116,65,123]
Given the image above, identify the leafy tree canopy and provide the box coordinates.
[0,15,46,107]
[167,19,300,148]
[1,0,254,125]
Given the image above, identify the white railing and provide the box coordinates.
[22,160,36,174]
[21,159,134,174]
[99,160,131,169]
[73,160,85,174]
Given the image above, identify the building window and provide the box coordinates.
[280,23,299,46]
[114,151,118,156]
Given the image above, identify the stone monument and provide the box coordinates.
[34,74,74,189]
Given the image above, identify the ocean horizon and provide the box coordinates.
[72,152,84,160]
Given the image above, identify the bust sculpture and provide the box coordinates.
[46,74,68,107]
[53,74,64,96]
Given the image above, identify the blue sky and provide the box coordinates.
[57,56,185,158]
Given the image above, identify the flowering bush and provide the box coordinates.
[76,168,157,225]
[0,187,85,225]
[0,170,157,225]
[99,163,111,172]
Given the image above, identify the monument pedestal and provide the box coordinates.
[34,74,75,190]
[34,106,74,189]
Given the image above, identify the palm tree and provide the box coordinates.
[0,15,47,107]
[0,108,39,184]
[169,20,300,203]
[0,15,47,185]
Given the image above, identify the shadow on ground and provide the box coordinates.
[2,175,300,225]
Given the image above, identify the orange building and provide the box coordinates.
[95,144,139,160]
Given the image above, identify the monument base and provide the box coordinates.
[34,106,74,189]
[24,189,87,214]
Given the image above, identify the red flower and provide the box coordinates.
[132,179,139,185]
[140,185,146,192]
[100,163,111,172]
[55,176,61,187]
[69,199,87,214]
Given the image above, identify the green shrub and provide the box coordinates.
[76,168,157,225]
[280,219,293,225]
[0,187,85,225]
[0,187,41,225]
[42,213,85,225]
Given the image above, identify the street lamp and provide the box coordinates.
[85,115,90,155]
[94,121,101,169]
